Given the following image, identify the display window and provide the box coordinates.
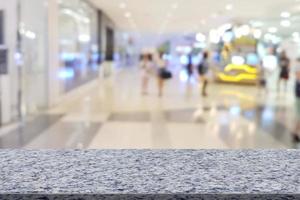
[17,0,49,115]
[58,0,99,92]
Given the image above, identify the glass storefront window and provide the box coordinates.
[18,0,48,115]
[58,0,99,93]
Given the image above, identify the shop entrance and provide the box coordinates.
[0,10,3,44]
[105,27,114,61]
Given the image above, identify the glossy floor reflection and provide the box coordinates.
[0,67,299,149]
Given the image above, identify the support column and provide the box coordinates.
[47,0,60,106]
[0,75,11,124]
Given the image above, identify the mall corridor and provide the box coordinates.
[0,66,297,149]
[1,0,300,150]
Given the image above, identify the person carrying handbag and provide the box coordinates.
[197,51,210,97]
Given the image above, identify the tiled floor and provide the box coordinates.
[0,67,299,149]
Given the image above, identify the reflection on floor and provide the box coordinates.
[0,115,63,148]
[0,67,299,149]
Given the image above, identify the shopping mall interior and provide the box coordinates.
[1,0,300,149]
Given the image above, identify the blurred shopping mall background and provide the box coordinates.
[0,0,300,149]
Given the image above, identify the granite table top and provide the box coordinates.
[0,150,299,199]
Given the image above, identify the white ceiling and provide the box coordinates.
[90,0,300,34]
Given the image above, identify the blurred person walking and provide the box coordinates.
[262,48,278,92]
[157,52,172,97]
[140,53,154,95]
[278,50,290,93]
[186,54,194,81]
[197,51,210,97]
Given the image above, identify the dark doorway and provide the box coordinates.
[105,27,114,61]
[0,10,4,45]
[97,10,102,64]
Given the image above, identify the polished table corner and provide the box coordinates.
[0,149,299,200]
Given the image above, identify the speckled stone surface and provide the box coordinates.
[0,150,299,199]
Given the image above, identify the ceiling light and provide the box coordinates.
[264,33,273,40]
[226,4,233,11]
[222,32,234,42]
[61,9,90,23]
[124,12,131,18]
[264,33,281,44]
[234,25,250,37]
[268,27,278,33]
[172,3,178,9]
[196,33,206,42]
[218,23,232,35]
[78,34,90,42]
[280,20,291,27]
[251,21,264,28]
[119,2,127,9]
[209,29,220,43]
[25,30,36,40]
[253,29,262,39]
[200,19,206,25]
[292,32,300,42]
[294,37,300,43]
[292,32,300,38]
[280,12,291,18]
